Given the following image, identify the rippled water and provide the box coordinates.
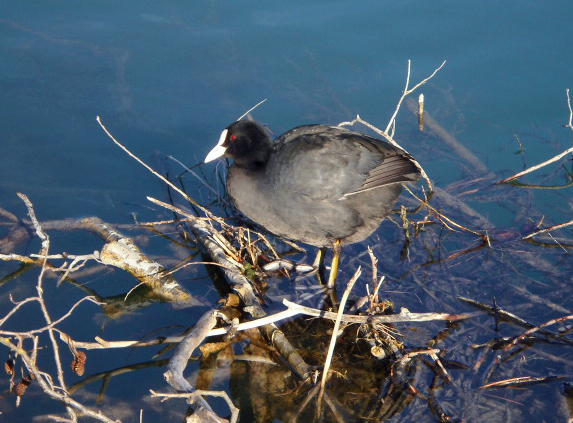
[1,1,572,422]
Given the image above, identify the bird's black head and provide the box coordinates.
[205,121,272,170]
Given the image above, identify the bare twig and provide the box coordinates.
[479,375,567,390]
[16,194,77,421]
[495,144,573,185]
[318,267,361,405]
[338,115,433,192]
[503,314,573,353]
[495,88,573,185]
[403,185,488,240]
[96,116,221,223]
[566,88,573,130]
[521,217,573,240]
[236,98,267,121]
[65,300,475,352]
[0,337,118,423]
[283,299,475,324]
[0,296,101,335]
[17,193,49,255]
[385,60,446,136]
[150,389,238,423]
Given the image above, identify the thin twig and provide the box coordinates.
[16,194,77,421]
[150,389,238,423]
[96,116,221,223]
[237,98,267,121]
[318,267,361,406]
[17,193,48,255]
[0,337,118,423]
[0,296,101,336]
[403,185,488,240]
[495,145,573,185]
[565,88,573,131]
[385,60,447,135]
[65,299,476,351]
[495,88,573,185]
[521,217,573,240]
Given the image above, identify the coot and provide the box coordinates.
[205,120,420,249]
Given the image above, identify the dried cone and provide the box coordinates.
[13,382,27,396]
[71,351,86,376]
[4,359,14,375]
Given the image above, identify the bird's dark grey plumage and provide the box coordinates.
[205,121,420,247]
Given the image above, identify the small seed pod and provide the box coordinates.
[4,359,14,375]
[71,351,87,376]
[13,381,27,396]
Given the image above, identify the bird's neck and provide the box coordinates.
[234,144,271,171]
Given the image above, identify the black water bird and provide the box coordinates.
[205,120,420,286]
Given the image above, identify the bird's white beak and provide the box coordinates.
[204,129,228,163]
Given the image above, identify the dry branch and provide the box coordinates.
[0,195,118,422]
[521,217,573,240]
[61,299,474,352]
[283,299,474,324]
[146,197,313,380]
[150,389,239,423]
[81,216,191,303]
[163,309,228,422]
[0,336,119,423]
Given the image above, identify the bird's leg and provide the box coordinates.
[326,240,342,289]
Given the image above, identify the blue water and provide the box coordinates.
[1,1,571,221]
[1,1,572,421]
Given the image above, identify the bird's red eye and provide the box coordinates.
[230,135,237,141]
